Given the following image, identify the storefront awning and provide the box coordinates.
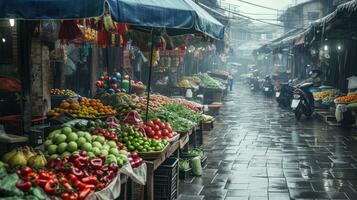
[0,0,225,40]
[108,0,225,40]
[0,0,105,19]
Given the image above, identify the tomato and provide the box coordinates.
[146,121,154,127]
[165,123,172,132]
[153,125,160,131]
[153,135,160,140]
[153,118,161,125]
[145,126,152,132]
[156,130,162,137]
[167,133,173,138]
[159,123,166,130]
[147,130,155,138]
[163,136,169,140]
[162,129,169,136]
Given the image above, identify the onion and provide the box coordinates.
[2,149,17,163]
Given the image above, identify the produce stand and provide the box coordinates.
[203,88,224,104]
[144,140,180,200]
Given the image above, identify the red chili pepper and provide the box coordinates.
[44,179,58,195]
[59,176,68,184]
[20,166,33,177]
[84,184,95,190]
[98,154,106,163]
[79,188,91,200]
[69,153,81,163]
[68,174,78,183]
[90,158,103,170]
[75,180,87,191]
[61,192,71,200]
[96,183,106,190]
[39,172,51,180]
[63,182,73,190]
[82,176,98,185]
[35,179,48,187]
[16,181,32,192]
[108,163,118,173]
[69,193,79,200]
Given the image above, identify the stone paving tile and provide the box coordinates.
[180,84,357,200]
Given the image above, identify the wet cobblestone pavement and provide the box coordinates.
[179,84,357,200]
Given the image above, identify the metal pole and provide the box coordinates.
[145,29,155,122]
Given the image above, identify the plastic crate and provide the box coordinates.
[179,168,192,180]
[153,157,179,200]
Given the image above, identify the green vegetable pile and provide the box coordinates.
[0,167,47,200]
[163,104,203,123]
[178,159,190,171]
[198,73,225,89]
[143,109,194,133]
[181,148,204,159]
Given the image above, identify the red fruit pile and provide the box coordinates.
[16,152,118,200]
[128,152,144,168]
[144,118,176,140]
[91,128,118,141]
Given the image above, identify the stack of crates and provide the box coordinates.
[154,157,179,200]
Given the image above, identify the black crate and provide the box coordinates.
[179,168,192,180]
[153,157,179,200]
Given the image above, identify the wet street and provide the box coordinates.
[179,83,357,200]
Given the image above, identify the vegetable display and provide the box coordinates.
[133,94,173,111]
[100,93,137,118]
[198,73,225,89]
[163,103,203,123]
[173,98,203,113]
[144,109,194,133]
[178,160,190,171]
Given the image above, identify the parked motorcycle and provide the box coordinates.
[291,70,322,120]
[262,75,274,97]
[250,76,260,92]
[276,81,294,108]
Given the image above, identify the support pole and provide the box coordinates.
[145,30,155,122]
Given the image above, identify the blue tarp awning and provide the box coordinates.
[0,0,105,19]
[0,0,225,39]
[108,0,225,39]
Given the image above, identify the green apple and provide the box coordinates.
[67,141,78,152]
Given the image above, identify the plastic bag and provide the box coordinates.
[191,156,202,176]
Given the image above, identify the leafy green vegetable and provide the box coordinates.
[163,104,203,123]
[179,159,190,170]
[198,73,225,89]
[0,173,23,197]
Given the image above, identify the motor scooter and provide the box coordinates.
[262,75,274,97]
[291,70,322,120]
[276,81,294,108]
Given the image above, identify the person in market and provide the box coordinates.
[228,73,233,91]
[129,45,147,82]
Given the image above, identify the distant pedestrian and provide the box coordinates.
[228,75,233,91]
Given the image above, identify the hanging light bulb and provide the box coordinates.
[324,45,329,51]
[2,38,6,43]
[337,44,342,51]
[9,19,15,27]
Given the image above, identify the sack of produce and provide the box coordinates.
[191,157,202,176]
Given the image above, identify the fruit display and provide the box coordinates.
[96,73,122,94]
[91,128,118,142]
[128,152,144,168]
[51,89,77,97]
[198,73,225,89]
[202,114,214,122]
[44,127,128,166]
[173,98,203,113]
[313,89,339,100]
[163,103,203,123]
[335,94,357,103]
[133,94,174,111]
[2,147,47,169]
[177,76,201,88]
[144,118,177,140]
[131,80,145,95]
[47,98,116,118]
[118,126,169,152]
[347,102,357,110]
